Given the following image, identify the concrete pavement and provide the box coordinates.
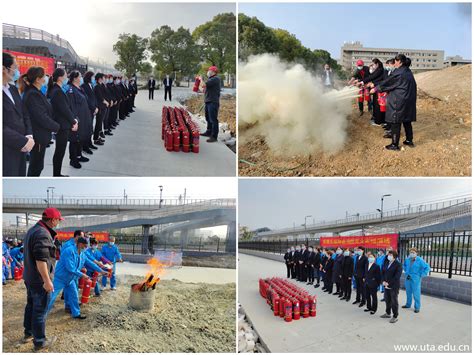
[239,253,472,353]
[37,87,235,176]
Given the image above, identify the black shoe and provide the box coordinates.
[73,314,87,320]
[352,300,359,305]
[414,309,420,313]
[100,133,106,139]
[105,131,113,136]
[78,156,89,162]
[359,302,365,308]
[306,282,312,285]
[90,144,98,150]
[370,311,376,315]
[83,148,93,155]
[59,174,69,177]
[315,284,320,288]
[65,308,71,314]
[380,298,385,302]
[340,297,346,301]
[346,298,350,302]
[327,292,332,295]
[403,140,415,147]
[385,143,400,151]
[207,137,217,143]
[70,161,82,169]
[200,132,211,137]
[34,336,57,351]
[364,309,371,312]
[383,132,392,138]
[94,140,104,146]
[402,305,410,309]
[359,111,363,117]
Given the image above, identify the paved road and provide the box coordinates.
[116,261,235,284]
[36,87,235,176]
[239,253,472,353]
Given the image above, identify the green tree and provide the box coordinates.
[238,13,279,60]
[139,62,153,78]
[193,13,236,74]
[112,33,148,77]
[149,26,200,84]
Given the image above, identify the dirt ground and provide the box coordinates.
[2,276,236,353]
[185,94,236,137]
[183,255,236,269]
[239,65,471,176]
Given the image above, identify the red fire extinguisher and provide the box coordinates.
[272,292,280,317]
[192,131,200,153]
[358,88,364,103]
[192,77,201,92]
[173,130,180,152]
[81,279,92,304]
[284,299,293,322]
[364,87,370,102]
[14,267,22,281]
[379,92,387,112]
[78,268,87,289]
[301,296,310,318]
[279,296,285,318]
[91,271,99,288]
[309,295,317,317]
[292,298,300,320]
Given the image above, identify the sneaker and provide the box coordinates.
[402,305,410,309]
[111,287,117,291]
[390,317,398,323]
[21,335,33,343]
[385,143,400,151]
[403,140,415,147]
[34,336,57,351]
[414,309,420,313]
[73,314,87,320]
[380,313,391,319]
[371,121,381,127]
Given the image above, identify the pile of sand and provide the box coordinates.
[2,276,235,353]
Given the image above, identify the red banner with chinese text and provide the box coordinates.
[56,231,110,242]
[320,234,398,250]
[3,50,55,75]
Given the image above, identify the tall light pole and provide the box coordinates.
[304,215,312,239]
[183,188,187,204]
[158,185,163,209]
[380,194,392,221]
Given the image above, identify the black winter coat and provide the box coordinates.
[342,255,355,278]
[68,85,93,142]
[364,263,382,289]
[48,84,77,130]
[376,66,417,124]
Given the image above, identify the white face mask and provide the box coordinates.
[207,71,213,77]
[291,248,295,252]
[109,242,115,246]
[308,248,313,252]
[387,255,393,261]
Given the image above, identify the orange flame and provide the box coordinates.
[133,255,175,291]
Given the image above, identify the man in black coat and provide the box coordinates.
[284,248,292,278]
[93,73,108,146]
[22,207,63,351]
[380,250,402,323]
[3,53,34,176]
[353,246,368,307]
[375,54,417,151]
[332,249,344,296]
[299,244,309,282]
[148,76,156,100]
[321,63,335,91]
[341,249,355,301]
[352,59,371,115]
[306,246,316,285]
[163,74,173,101]
[106,77,119,129]
[313,248,322,288]
[323,251,334,293]
[294,246,302,281]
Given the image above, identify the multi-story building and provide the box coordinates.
[340,41,445,72]
[444,55,471,67]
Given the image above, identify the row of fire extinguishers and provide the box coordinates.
[77,267,113,304]
[162,106,200,153]
[358,87,387,112]
[259,277,317,322]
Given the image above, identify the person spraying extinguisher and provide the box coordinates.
[100,236,123,290]
[84,238,112,296]
[10,246,24,276]
[350,60,370,116]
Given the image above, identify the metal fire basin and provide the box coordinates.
[129,283,156,312]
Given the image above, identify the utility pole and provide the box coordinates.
[379,194,392,221]
[158,185,163,209]
[184,188,187,204]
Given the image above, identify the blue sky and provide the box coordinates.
[240,2,472,59]
[239,179,471,230]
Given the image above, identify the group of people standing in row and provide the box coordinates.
[350,53,418,151]
[3,52,138,177]
[284,244,430,323]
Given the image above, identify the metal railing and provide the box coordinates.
[257,197,471,237]
[239,230,472,278]
[3,23,81,63]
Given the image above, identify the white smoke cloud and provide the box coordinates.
[239,54,358,155]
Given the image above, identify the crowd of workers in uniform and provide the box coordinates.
[2,207,123,351]
[349,53,417,151]
[284,244,430,324]
[3,51,138,177]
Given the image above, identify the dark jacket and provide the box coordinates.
[306,251,316,266]
[355,254,368,278]
[332,254,344,282]
[148,79,156,89]
[364,262,382,289]
[353,66,370,81]
[362,66,385,86]
[342,255,355,278]
[383,259,402,290]
[376,65,417,124]
[163,77,173,88]
[94,83,108,110]
[284,252,291,264]
[324,257,334,280]
[204,75,221,104]
[300,249,310,264]
[48,84,77,130]
[81,82,98,115]
[23,221,56,287]
[68,85,93,142]
[23,86,59,145]
[3,84,32,176]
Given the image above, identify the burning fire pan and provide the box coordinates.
[129,283,156,312]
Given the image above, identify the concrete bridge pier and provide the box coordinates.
[225,221,236,253]
[141,225,154,255]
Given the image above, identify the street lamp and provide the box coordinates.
[379,194,392,221]
[48,187,55,203]
[158,185,164,209]
[304,215,312,239]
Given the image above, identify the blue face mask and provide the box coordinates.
[91,78,96,87]
[12,68,20,82]
[41,76,49,95]
[79,77,84,86]
[343,251,350,256]
[368,257,375,263]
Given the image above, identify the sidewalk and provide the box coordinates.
[38,87,235,176]
[239,253,472,353]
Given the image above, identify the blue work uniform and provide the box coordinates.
[101,243,122,288]
[2,242,11,281]
[9,246,24,275]
[403,256,431,311]
[84,247,106,295]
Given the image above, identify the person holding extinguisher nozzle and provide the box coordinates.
[85,238,112,296]
[101,236,123,290]
[10,245,24,276]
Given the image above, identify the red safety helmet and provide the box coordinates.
[208,65,219,73]
[42,207,64,220]
[356,59,364,66]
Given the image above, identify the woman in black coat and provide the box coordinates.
[323,250,334,294]
[332,249,344,296]
[67,71,92,169]
[81,71,98,153]
[362,58,385,126]
[341,249,355,302]
[48,68,78,176]
[364,252,382,314]
[374,54,417,151]
[23,67,60,176]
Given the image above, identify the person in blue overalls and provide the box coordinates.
[101,236,123,290]
[84,238,112,296]
[402,247,430,313]
[2,240,13,282]
[10,245,24,275]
